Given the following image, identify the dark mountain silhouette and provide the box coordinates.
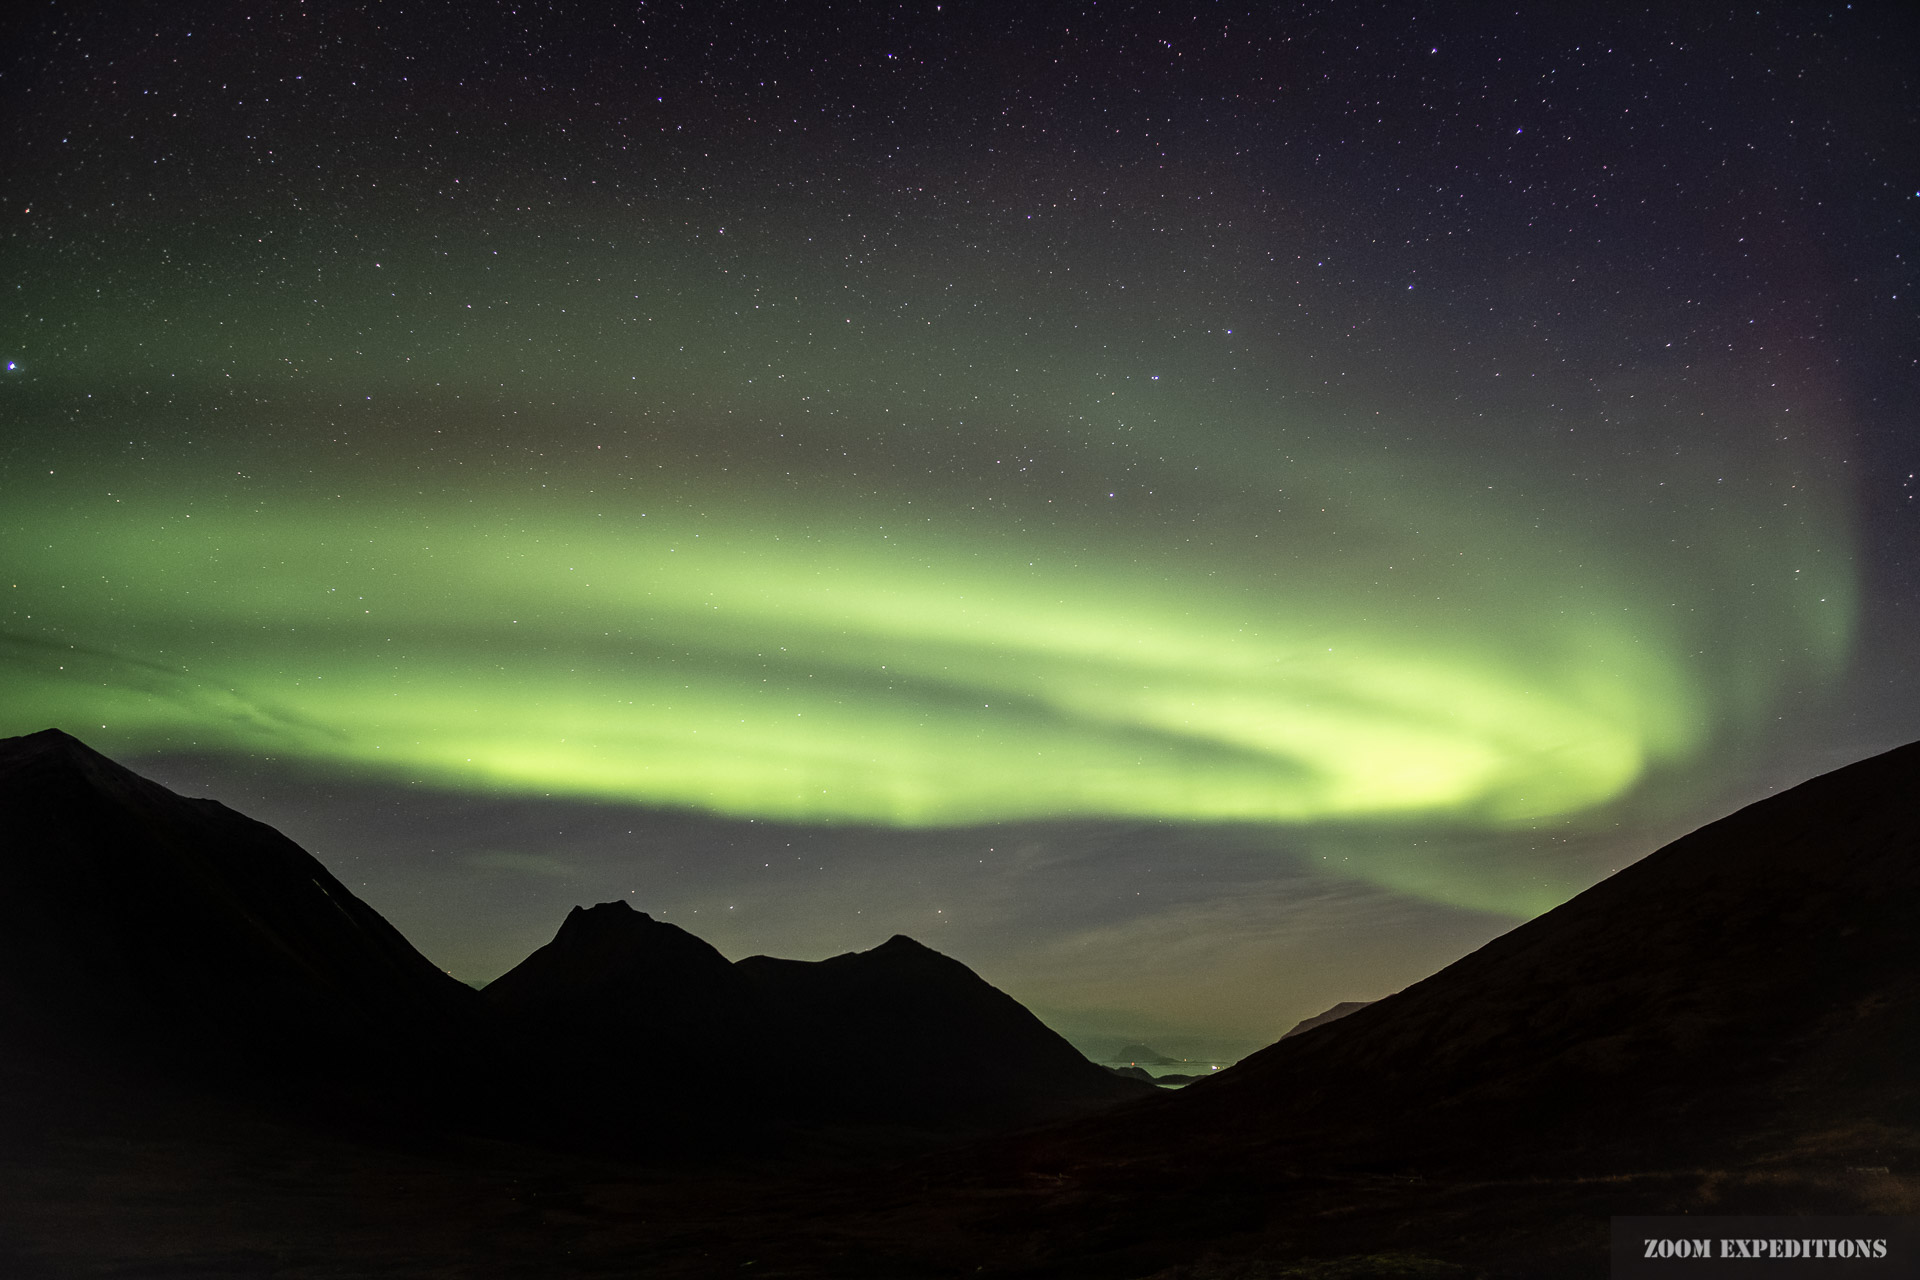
[1114,1043,1180,1065]
[482,903,1150,1142]
[735,934,1150,1128]
[478,901,795,1151]
[0,728,496,1121]
[0,728,1143,1159]
[483,901,771,1065]
[1156,739,1920,1172]
[7,727,1918,1279]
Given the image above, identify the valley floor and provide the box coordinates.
[5,1078,1914,1280]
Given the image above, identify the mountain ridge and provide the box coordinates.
[482,897,1152,1141]
[0,727,496,1120]
[4,728,1919,1276]
[0,728,1147,1156]
[1028,738,1920,1183]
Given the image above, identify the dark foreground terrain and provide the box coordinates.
[3,1049,1911,1279]
[3,729,1917,1277]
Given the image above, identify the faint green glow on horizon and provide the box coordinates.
[1,456,1855,837]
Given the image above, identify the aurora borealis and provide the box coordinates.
[4,2,1914,1049]
[4,429,1853,828]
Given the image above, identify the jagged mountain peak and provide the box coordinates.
[4,726,88,753]
[874,933,931,952]
[557,899,658,933]
[481,899,741,1020]
[1,727,161,779]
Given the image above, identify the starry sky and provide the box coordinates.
[4,2,1916,1057]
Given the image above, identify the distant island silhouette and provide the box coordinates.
[1114,1042,1181,1065]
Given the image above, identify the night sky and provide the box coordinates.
[4,2,1916,1057]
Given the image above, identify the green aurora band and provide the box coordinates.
[0,215,1863,916]
[3,440,1854,836]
